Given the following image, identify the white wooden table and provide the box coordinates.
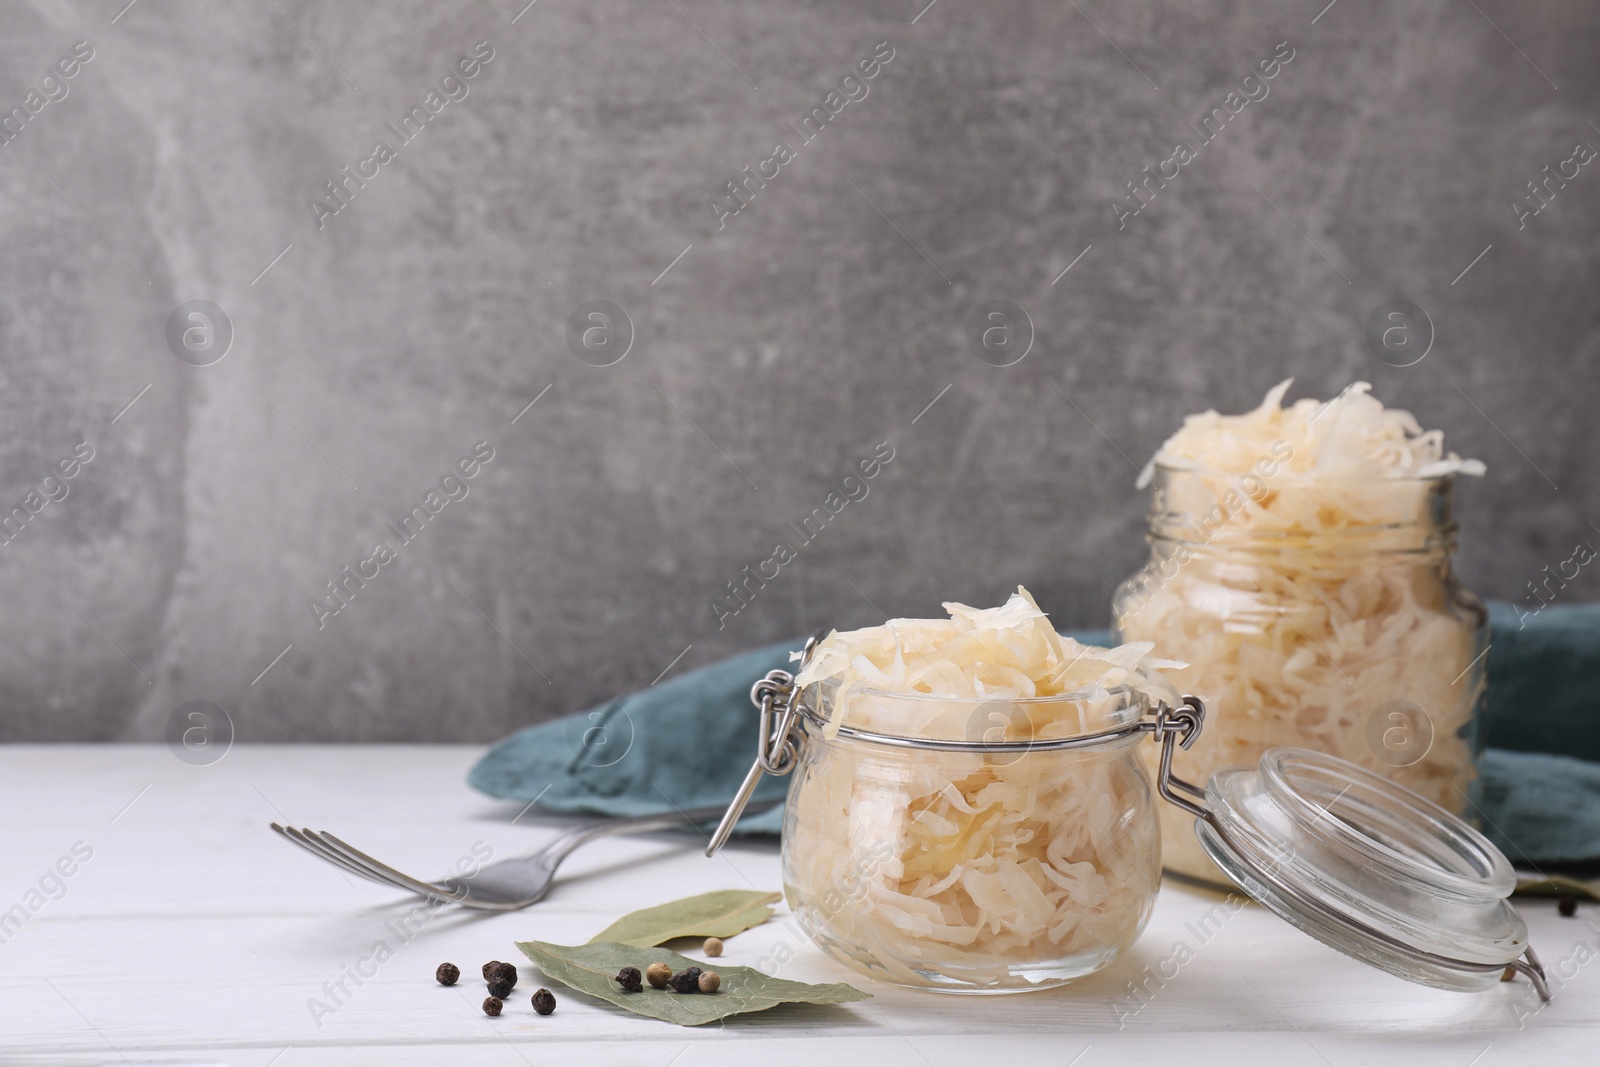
[3,745,1594,1065]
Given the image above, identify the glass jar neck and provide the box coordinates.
[1144,464,1460,557]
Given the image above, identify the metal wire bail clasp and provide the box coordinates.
[1146,694,1210,821]
[752,668,803,776]
[705,635,819,856]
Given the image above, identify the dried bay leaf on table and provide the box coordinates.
[515,941,869,1026]
[586,889,783,947]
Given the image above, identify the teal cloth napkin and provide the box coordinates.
[470,605,1600,868]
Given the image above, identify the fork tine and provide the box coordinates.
[271,822,468,904]
[273,824,377,882]
[288,829,432,898]
[300,835,427,897]
[272,823,408,890]
[271,822,369,880]
[303,841,428,897]
[314,831,471,903]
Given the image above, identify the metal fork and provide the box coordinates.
[270,799,778,911]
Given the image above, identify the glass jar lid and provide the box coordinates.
[1187,746,1550,1000]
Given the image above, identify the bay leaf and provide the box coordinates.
[587,889,782,948]
[515,940,870,1026]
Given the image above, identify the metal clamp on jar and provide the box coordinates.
[709,641,1550,1001]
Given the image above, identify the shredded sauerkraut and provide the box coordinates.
[794,587,1183,736]
[1138,379,1485,487]
[1117,380,1488,881]
[783,589,1177,988]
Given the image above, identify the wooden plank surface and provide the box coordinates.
[1,744,1593,1065]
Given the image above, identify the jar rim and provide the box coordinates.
[1149,458,1462,484]
[796,683,1153,752]
[828,680,1151,707]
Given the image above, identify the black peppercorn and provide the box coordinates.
[614,966,643,993]
[436,962,460,986]
[492,961,518,988]
[487,976,515,999]
[483,996,503,1017]
[482,961,503,981]
[668,966,703,994]
[1559,896,1579,917]
[531,988,556,1015]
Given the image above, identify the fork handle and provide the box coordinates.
[535,799,782,868]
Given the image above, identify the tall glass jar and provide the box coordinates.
[1112,465,1488,883]
[782,684,1162,992]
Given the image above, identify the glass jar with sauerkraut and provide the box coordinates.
[1113,381,1489,884]
[782,684,1163,991]
[729,588,1191,992]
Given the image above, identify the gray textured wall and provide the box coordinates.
[1,0,1595,743]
